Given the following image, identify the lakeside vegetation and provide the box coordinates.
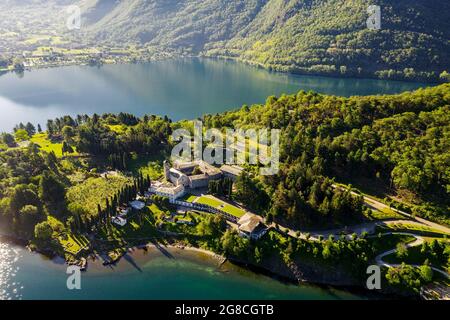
[0,84,449,297]
[202,84,450,227]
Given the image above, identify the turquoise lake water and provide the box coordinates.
[0,241,362,300]
[0,58,427,132]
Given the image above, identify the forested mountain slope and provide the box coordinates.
[1,0,449,81]
[75,0,450,81]
[202,84,450,226]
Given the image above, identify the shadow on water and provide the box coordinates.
[151,241,175,259]
[123,253,143,272]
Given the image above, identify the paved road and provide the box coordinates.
[374,232,449,279]
[332,184,450,235]
[184,188,450,277]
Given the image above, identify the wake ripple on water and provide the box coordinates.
[0,242,23,300]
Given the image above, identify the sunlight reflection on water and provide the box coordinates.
[0,242,23,300]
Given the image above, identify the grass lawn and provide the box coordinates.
[148,203,167,216]
[377,223,450,238]
[67,174,132,217]
[98,211,159,247]
[119,214,158,240]
[196,195,246,218]
[30,133,78,158]
[222,204,246,218]
[364,206,405,221]
[367,234,417,257]
[196,196,223,207]
[183,194,199,203]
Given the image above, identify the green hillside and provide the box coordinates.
[202,84,450,226]
[1,0,449,81]
[76,0,450,81]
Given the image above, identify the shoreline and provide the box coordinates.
[133,243,227,263]
[100,241,390,299]
[0,54,438,86]
[0,237,372,300]
[0,234,403,299]
[98,242,227,267]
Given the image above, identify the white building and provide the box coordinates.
[237,213,268,240]
[118,207,130,217]
[149,180,186,202]
[165,160,222,189]
[112,216,127,227]
[129,200,145,210]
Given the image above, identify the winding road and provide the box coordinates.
[374,232,449,279]
[263,189,450,278]
[268,186,450,241]
[332,184,450,235]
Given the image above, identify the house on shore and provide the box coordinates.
[237,213,268,240]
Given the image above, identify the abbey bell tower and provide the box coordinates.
[163,160,171,182]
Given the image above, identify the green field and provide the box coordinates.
[96,213,158,252]
[377,222,450,238]
[196,196,223,207]
[30,133,78,158]
[67,174,132,217]
[183,194,199,203]
[196,196,246,218]
[221,204,246,218]
[148,203,166,216]
[365,207,406,221]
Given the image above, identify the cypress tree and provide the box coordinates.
[122,153,127,170]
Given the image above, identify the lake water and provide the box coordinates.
[0,240,361,300]
[0,58,427,132]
